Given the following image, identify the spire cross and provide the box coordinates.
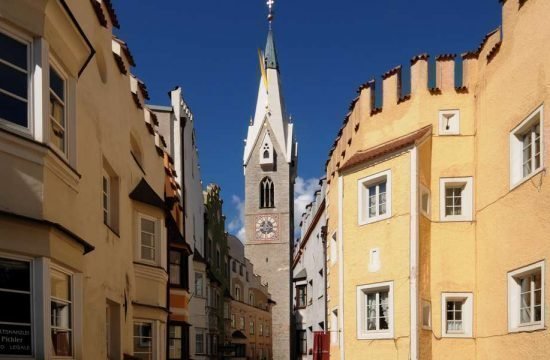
[267,0,275,24]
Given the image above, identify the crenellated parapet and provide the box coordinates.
[322,0,527,183]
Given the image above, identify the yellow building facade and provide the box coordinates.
[325,0,550,359]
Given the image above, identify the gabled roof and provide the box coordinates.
[340,125,432,172]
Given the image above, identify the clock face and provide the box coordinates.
[255,215,278,240]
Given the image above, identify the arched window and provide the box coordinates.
[263,150,269,159]
[260,177,275,208]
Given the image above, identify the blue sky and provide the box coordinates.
[114,0,501,238]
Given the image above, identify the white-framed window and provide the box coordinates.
[195,272,204,297]
[0,256,33,356]
[138,214,160,264]
[249,291,255,306]
[195,328,205,354]
[357,281,394,339]
[134,321,153,358]
[508,260,545,332]
[439,177,473,222]
[441,292,473,338]
[422,300,431,330]
[510,105,544,188]
[51,266,74,356]
[330,308,339,345]
[420,185,430,217]
[234,284,241,301]
[49,60,67,156]
[358,170,392,225]
[438,109,460,135]
[249,320,255,335]
[0,28,31,132]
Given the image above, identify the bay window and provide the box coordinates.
[138,214,160,264]
[49,64,67,154]
[0,30,29,130]
[168,325,182,359]
[51,267,73,356]
[0,257,32,356]
[134,321,153,359]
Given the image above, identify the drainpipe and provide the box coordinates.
[409,146,419,360]
[338,175,345,360]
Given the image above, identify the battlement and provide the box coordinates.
[324,2,518,177]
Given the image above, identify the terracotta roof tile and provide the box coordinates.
[435,54,457,61]
[410,53,429,65]
[382,65,401,80]
[340,125,432,172]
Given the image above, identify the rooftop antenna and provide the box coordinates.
[267,0,275,28]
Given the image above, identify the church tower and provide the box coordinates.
[243,3,297,359]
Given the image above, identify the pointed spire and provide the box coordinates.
[265,29,279,70]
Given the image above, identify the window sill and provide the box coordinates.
[510,167,546,191]
[359,213,391,226]
[442,332,471,338]
[508,323,545,333]
[439,216,473,223]
[357,331,394,340]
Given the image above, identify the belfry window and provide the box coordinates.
[260,177,275,208]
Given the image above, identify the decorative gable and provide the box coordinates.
[259,131,274,168]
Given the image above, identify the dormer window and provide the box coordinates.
[260,177,275,208]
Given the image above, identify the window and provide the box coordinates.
[139,214,159,263]
[106,300,120,360]
[439,177,473,222]
[170,250,182,286]
[260,177,275,208]
[134,322,153,359]
[0,257,32,356]
[195,328,205,354]
[508,261,545,332]
[249,291,255,306]
[234,284,241,301]
[259,322,264,336]
[250,320,255,335]
[296,330,307,355]
[195,272,204,297]
[49,64,67,154]
[240,316,245,330]
[0,30,29,129]
[103,161,119,231]
[357,281,393,339]
[438,109,460,135]
[216,247,220,267]
[441,293,473,337]
[232,261,237,272]
[51,267,73,356]
[169,325,183,359]
[422,300,431,330]
[231,314,236,328]
[266,322,270,337]
[239,264,244,276]
[510,105,544,187]
[296,284,307,309]
[246,271,249,281]
[358,170,392,225]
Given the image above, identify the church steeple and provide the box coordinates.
[265,29,279,70]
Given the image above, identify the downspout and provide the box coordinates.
[409,146,419,360]
[338,175,345,360]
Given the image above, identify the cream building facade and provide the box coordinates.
[325,0,550,359]
[0,1,188,359]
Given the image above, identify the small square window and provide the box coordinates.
[508,261,545,332]
[438,109,460,135]
[439,177,473,222]
[510,105,544,188]
[358,170,392,225]
[441,292,473,338]
[357,281,394,339]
